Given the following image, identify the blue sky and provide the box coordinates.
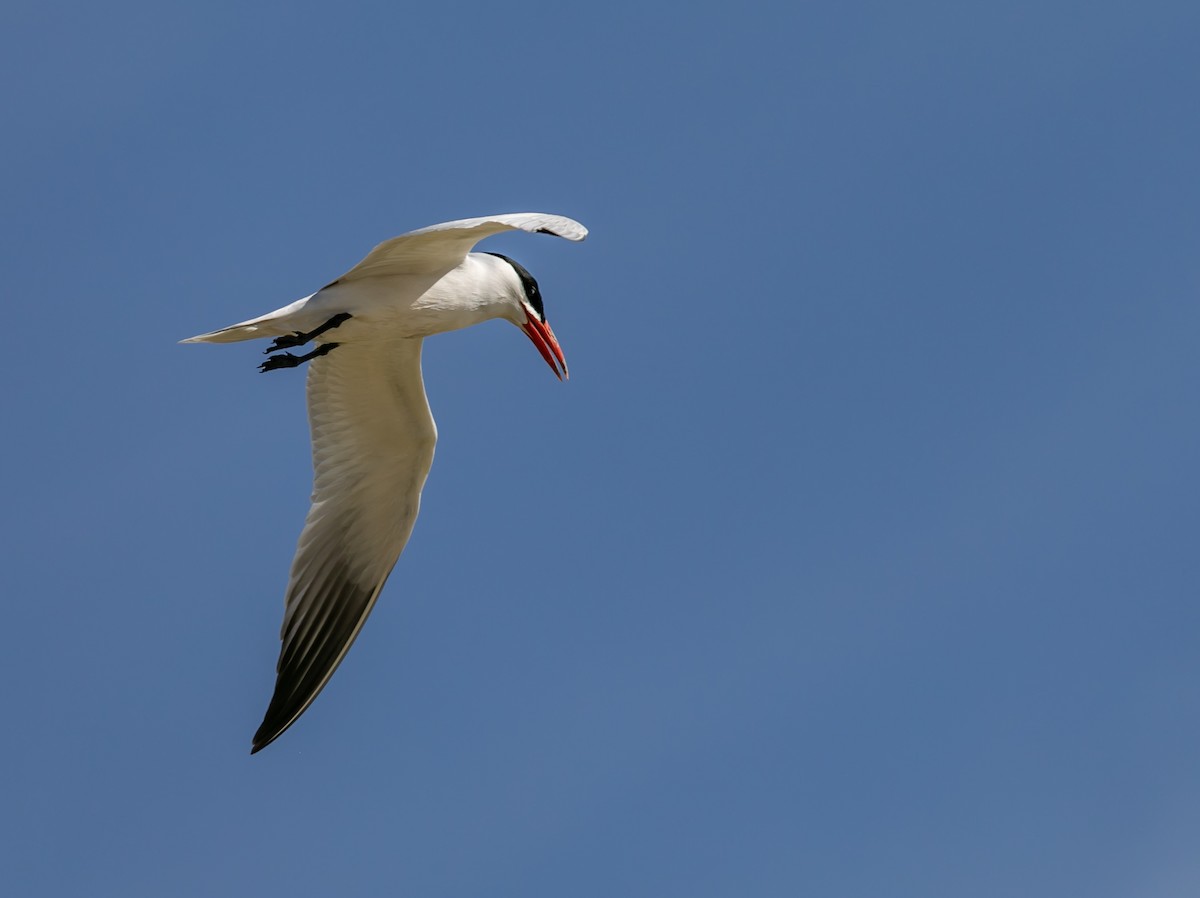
[3,1,1199,895]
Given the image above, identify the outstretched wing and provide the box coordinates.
[252,336,436,753]
[330,212,588,284]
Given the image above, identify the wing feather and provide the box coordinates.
[251,336,436,753]
[331,212,587,284]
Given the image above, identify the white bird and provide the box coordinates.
[183,212,587,753]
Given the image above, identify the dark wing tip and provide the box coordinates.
[251,712,289,753]
[250,694,301,754]
[534,224,586,241]
[249,568,378,754]
[250,726,286,754]
[530,216,587,242]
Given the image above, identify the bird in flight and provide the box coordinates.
[183,212,587,753]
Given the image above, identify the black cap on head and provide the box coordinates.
[485,252,544,322]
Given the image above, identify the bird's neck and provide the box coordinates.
[411,255,516,336]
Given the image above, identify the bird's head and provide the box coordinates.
[485,252,569,381]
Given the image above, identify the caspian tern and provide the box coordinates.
[183,212,587,753]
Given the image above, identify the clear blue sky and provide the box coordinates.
[3,2,1198,895]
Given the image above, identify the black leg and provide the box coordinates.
[264,312,353,354]
[260,342,341,373]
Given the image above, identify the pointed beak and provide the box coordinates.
[521,314,569,381]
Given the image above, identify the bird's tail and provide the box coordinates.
[179,295,315,344]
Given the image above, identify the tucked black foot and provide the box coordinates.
[259,342,340,373]
[264,312,353,354]
[264,333,308,353]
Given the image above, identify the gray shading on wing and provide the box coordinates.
[251,336,436,753]
[329,212,588,284]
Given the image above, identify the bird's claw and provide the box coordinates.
[260,353,301,373]
[259,342,341,373]
[263,313,354,355]
[265,332,308,354]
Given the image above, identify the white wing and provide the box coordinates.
[252,335,436,752]
[329,212,588,283]
[181,213,588,345]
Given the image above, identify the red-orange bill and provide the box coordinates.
[522,315,568,380]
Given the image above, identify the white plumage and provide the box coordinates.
[183,213,586,752]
